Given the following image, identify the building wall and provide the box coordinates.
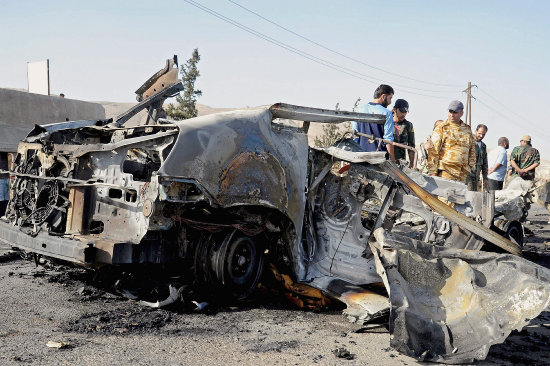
[0,88,105,152]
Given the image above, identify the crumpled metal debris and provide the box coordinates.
[369,227,550,364]
[332,347,356,360]
[339,285,390,325]
[139,285,183,308]
[495,176,534,221]
[191,301,209,312]
[263,264,332,310]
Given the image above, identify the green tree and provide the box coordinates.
[166,48,202,120]
[314,123,345,148]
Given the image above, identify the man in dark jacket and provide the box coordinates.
[466,124,488,191]
[392,99,415,168]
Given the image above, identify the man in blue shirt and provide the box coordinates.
[487,137,509,191]
[352,84,396,162]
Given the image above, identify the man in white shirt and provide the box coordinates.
[487,137,509,191]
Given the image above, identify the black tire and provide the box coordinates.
[217,234,264,300]
[194,231,264,301]
[488,220,524,253]
[504,221,524,248]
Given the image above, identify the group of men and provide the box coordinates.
[353,84,541,191]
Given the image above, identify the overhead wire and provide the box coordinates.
[188,1,545,145]
[477,88,534,125]
[227,0,463,88]
[183,0,460,99]
[475,97,550,143]
[476,88,550,143]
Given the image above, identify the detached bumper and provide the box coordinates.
[0,221,91,264]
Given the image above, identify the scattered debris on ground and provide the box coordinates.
[64,305,171,335]
[332,347,356,360]
[46,341,69,349]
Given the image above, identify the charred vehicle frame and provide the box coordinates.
[0,56,522,299]
[2,57,549,364]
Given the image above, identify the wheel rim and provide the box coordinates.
[226,237,257,286]
[213,231,264,300]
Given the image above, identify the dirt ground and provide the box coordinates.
[1,206,550,365]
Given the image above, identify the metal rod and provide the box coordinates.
[355,132,418,168]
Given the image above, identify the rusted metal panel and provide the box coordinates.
[370,228,550,363]
[218,151,288,208]
[135,56,180,101]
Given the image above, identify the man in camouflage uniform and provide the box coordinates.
[509,135,540,181]
[466,124,489,191]
[418,120,443,173]
[427,100,475,183]
[392,99,416,168]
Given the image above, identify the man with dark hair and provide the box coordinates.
[487,137,509,190]
[352,84,396,161]
[427,100,475,183]
[509,135,540,180]
[392,99,415,168]
[466,124,488,191]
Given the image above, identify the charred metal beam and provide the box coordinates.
[53,130,177,157]
[26,119,112,140]
[355,131,419,168]
[382,160,522,256]
[270,103,385,124]
[135,56,179,101]
[0,221,90,263]
[368,181,397,242]
[114,82,183,127]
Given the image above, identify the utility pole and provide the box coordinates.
[463,82,476,126]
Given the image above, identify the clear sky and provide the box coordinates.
[1,0,549,155]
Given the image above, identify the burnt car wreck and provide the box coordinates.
[1,57,550,364]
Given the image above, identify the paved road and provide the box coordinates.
[1,206,550,365]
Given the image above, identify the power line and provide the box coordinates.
[477,88,530,124]
[228,0,463,88]
[476,97,550,143]
[478,88,550,141]
[183,0,460,99]
[476,88,550,142]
